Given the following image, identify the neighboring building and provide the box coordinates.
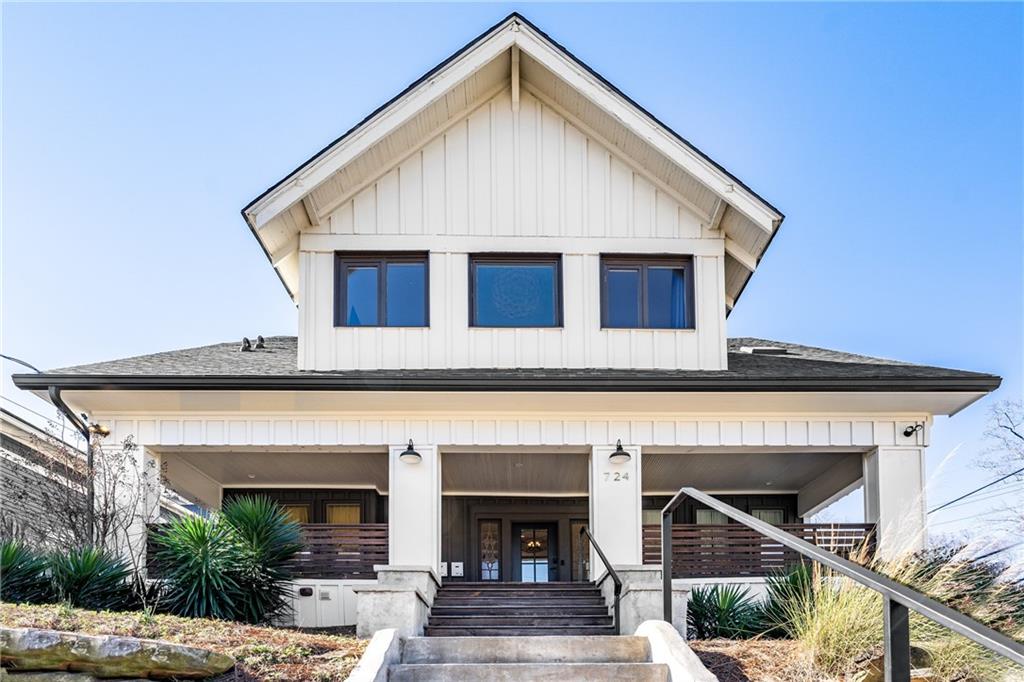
[13,14,1000,632]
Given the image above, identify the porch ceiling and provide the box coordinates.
[642,450,863,495]
[441,451,589,496]
[164,450,389,491]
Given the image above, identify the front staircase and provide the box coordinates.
[389,635,669,681]
[425,581,614,637]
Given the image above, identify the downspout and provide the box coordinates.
[48,386,94,543]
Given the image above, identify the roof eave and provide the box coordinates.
[11,372,1002,394]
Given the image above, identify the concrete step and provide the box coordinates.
[402,635,650,664]
[424,625,618,637]
[389,662,669,681]
[430,605,610,616]
[427,614,613,627]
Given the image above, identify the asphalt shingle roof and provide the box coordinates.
[11,336,1000,393]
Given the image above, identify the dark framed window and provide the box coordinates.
[469,254,562,327]
[479,519,501,581]
[334,252,428,327]
[601,256,694,329]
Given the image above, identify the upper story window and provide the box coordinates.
[334,252,428,327]
[470,254,562,328]
[601,256,694,329]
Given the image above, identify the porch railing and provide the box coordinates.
[642,522,875,578]
[147,523,388,580]
[289,523,388,579]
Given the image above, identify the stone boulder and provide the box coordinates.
[1,628,234,680]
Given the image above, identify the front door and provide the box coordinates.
[511,523,558,582]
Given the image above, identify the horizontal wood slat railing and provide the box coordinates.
[289,524,388,578]
[147,523,388,580]
[642,523,875,578]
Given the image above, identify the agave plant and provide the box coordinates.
[220,495,304,624]
[49,546,135,611]
[687,583,762,639]
[153,514,242,620]
[0,539,53,604]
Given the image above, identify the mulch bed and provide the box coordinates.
[1,603,367,681]
[690,639,819,682]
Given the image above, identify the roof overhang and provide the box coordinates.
[12,383,995,419]
[241,13,783,311]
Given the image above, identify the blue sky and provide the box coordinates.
[3,3,1021,543]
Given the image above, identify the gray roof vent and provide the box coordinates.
[240,337,252,352]
[739,345,790,355]
[255,335,266,349]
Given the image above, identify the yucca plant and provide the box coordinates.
[49,546,135,611]
[0,539,53,604]
[220,495,303,624]
[687,583,762,639]
[153,514,242,619]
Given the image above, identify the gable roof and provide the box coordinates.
[12,336,1000,396]
[242,13,784,310]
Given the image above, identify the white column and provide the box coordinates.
[863,445,927,558]
[590,444,643,569]
[388,443,440,572]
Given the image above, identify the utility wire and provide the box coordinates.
[929,466,1024,514]
[934,483,1024,513]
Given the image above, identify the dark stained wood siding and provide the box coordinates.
[643,493,800,524]
[223,488,388,524]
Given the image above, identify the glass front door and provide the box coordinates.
[512,523,558,582]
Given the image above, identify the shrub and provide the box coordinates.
[0,539,53,604]
[687,583,761,639]
[220,495,303,624]
[153,514,242,620]
[49,546,136,611]
[758,562,814,638]
[154,495,302,623]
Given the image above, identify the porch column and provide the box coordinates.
[387,443,440,572]
[863,445,927,559]
[589,444,643,568]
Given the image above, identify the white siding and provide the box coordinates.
[301,88,725,371]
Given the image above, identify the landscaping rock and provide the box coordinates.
[2,673,147,681]
[1,627,234,680]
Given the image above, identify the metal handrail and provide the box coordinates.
[662,487,1024,681]
[579,525,622,635]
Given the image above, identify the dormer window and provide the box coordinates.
[334,252,428,327]
[601,256,694,329]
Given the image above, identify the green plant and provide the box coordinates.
[759,562,814,638]
[686,583,761,639]
[0,539,53,604]
[220,495,303,624]
[153,514,242,619]
[49,546,135,611]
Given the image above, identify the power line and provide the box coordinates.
[928,466,1024,514]
[931,508,1010,527]
[934,483,1024,513]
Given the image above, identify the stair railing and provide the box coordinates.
[579,525,622,635]
[661,486,1024,682]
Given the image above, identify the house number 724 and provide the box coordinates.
[603,472,629,482]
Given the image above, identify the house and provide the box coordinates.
[13,14,1000,635]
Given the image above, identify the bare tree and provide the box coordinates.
[977,400,1024,531]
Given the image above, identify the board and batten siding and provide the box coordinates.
[298,88,727,371]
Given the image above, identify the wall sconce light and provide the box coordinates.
[87,422,110,438]
[399,439,422,464]
[609,439,631,464]
[903,423,924,438]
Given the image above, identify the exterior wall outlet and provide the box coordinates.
[319,590,332,601]
[440,562,448,577]
[451,562,464,577]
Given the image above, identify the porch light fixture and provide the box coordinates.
[87,422,110,438]
[609,439,631,464]
[400,439,422,464]
[903,423,924,438]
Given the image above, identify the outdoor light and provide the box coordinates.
[400,439,422,464]
[87,422,111,438]
[609,439,631,464]
[903,423,924,438]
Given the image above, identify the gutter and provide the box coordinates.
[12,373,1002,394]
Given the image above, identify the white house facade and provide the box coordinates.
[14,14,1001,636]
